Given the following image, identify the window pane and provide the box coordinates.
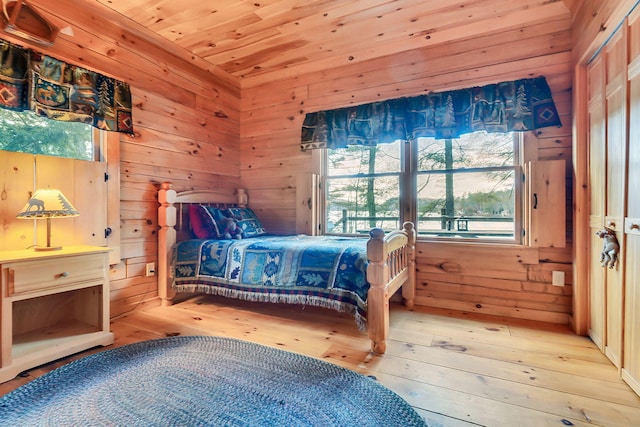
[326,176,400,234]
[0,109,93,160]
[417,132,514,171]
[326,141,402,234]
[328,141,401,175]
[417,170,515,238]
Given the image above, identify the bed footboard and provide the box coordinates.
[366,222,416,354]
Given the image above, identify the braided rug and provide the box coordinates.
[0,336,427,426]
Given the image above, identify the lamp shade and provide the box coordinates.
[16,188,79,219]
[16,188,79,251]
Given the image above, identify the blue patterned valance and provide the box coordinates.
[301,76,561,151]
[0,39,133,134]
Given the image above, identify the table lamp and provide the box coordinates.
[16,188,79,251]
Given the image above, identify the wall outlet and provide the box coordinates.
[552,270,565,287]
[145,262,155,277]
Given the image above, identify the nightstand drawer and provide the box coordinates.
[8,254,105,296]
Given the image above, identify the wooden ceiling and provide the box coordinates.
[90,0,573,88]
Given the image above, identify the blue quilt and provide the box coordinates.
[171,235,370,329]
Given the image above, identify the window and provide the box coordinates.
[0,108,96,160]
[323,131,522,242]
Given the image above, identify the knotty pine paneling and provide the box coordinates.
[6,0,634,326]
[235,1,570,87]
[571,0,640,63]
[0,1,241,317]
[241,28,573,128]
[240,18,574,323]
[29,0,240,96]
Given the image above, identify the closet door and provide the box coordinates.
[623,8,640,395]
[587,56,607,352]
[602,28,628,368]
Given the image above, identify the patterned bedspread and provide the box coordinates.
[171,235,370,329]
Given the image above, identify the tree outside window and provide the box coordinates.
[0,108,93,160]
[325,141,401,234]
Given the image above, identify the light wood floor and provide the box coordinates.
[1,295,640,426]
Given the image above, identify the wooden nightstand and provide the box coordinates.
[0,246,114,383]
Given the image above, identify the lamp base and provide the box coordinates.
[34,246,62,252]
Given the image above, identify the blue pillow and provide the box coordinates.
[226,207,267,238]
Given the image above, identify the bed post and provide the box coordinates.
[366,222,416,354]
[367,228,390,354]
[158,182,177,306]
[402,221,416,308]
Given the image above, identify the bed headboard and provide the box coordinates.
[157,182,247,305]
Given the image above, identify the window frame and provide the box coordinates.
[321,132,524,244]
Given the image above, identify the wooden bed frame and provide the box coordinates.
[157,182,416,354]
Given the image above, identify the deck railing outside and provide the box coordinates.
[332,209,514,238]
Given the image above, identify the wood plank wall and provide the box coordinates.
[4,0,634,326]
[571,0,640,63]
[240,13,575,323]
[2,0,242,317]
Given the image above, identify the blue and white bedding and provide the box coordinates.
[171,235,370,329]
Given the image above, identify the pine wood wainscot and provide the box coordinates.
[0,246,114,383]
[157,182,417,354]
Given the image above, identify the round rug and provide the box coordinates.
[0,336,426,426]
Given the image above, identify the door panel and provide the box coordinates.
[586,9,640,397]
[587,56,607,352]
[623,227,640,394]
[623,9,640,395]
[603,28,627,368]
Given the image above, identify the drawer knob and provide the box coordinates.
[60,271,70,278]
[631,223,640,230]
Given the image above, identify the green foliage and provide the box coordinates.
[0,108,93,160]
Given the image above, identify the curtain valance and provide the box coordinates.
[0,39,133,134]
[301,76,561,151]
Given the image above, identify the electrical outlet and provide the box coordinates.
[145,262,155,277]
[552,271,565,287]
